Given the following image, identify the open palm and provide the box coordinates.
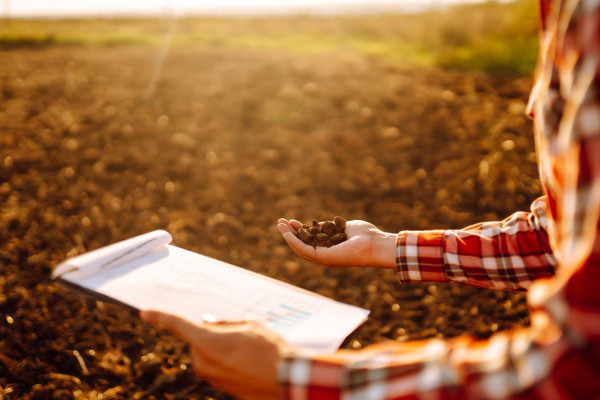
[277,218,395,268]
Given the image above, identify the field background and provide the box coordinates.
[0,1,543,399]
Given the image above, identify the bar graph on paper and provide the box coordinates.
[264,303,312,333]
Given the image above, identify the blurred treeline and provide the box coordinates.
[0,0,538,75]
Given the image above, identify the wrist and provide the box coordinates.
[371,231,398,268]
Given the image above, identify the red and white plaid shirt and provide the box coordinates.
[278,0,600,398]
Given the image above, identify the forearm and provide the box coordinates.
[396,197,558,290]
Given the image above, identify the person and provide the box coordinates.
[140,0,600,398]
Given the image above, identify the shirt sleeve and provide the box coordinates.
[278,312,572,400]
[396,197,558,291]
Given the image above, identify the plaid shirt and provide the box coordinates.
[278,0,600,398]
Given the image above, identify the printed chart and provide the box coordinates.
[264,303,312,333]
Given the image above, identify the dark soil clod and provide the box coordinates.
[334,216,346,233]
[327,233,347,246]
[297,228,312,244]
[321,221,337,235]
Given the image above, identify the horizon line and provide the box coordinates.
[0,0,512,19]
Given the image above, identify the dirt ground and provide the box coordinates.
[0,45,540,399]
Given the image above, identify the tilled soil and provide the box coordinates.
[0,45,539,399]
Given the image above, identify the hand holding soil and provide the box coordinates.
[277,218,397,269]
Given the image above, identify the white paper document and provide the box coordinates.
[52,230,370,353]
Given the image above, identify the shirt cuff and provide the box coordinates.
[396,230,448,283]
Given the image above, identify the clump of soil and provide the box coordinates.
[296,216,347,247]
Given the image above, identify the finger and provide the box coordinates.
[210,319,253,328]
[277,222,292,235]
[277,218,295,234]
[140,310,208,344]
[289,219,303,231]
[277,218,302,234]
[281,232,318,262]
[281,231,305,249]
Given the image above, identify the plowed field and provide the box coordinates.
[0,44,538,399]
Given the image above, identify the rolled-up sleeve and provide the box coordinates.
[396,197,557,290]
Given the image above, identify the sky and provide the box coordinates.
[2,0,511,18]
